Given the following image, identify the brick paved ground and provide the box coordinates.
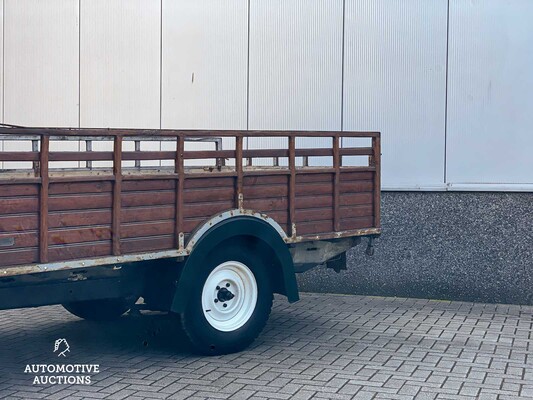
[0,293,531,400]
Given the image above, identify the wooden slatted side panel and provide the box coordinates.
[0,184,40,266]
[338,171,375,232]
[47,181,113,262]
[294,173,335,235]
[243,175,290,234]
[120,179,176,254]
[183,177,235,234]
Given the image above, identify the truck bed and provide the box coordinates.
[0,128,380,275]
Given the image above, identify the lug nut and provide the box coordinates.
[226,283,230,287]
[223,303,228,308]
[214,299,218,303]
[216,286,220,290]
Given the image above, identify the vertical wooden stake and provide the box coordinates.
[112,136,123,256]
[39,136,49,263]
[175,136,185,249]
[289,136,296,238]
[333,135,341,232]
[235,135,243,209]
[372,135,381,229]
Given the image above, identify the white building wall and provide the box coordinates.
[0,0,532,191]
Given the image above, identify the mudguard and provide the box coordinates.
[170,216,299,313]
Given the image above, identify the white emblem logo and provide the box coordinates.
[54,338,70,357]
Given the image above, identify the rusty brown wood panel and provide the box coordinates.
[48,226,112,246]
[339,171,374,181]
[295,173,334,184]
[339,216,375,231]
[243,198,288,212]
[184,176,235,189]
[243,175,287,186]
[182,201,234,219]
[0,231,38,248]
[49,210,112,228]
[339,180,373,194]
[122,206,175,223]
[121,236,175,254]
[0,184,39,197]
[340,205,374,219]
[48,194,112,211]
[49,181,112,195]
[121,220,174,239]
[295,182,334,197]
[183,187,234,203]
[0,214,39,232]
[243,184,288,200]
[121,191,175,208]
[339,193,374,206]
[0,248,39,267]
[48,241,112,262]
[297,220,334,236]
[122,179,175,192]
[0,197,39,214]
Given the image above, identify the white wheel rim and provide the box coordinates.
[201,261,258,332]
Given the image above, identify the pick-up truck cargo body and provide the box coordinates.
[0,127,380,354]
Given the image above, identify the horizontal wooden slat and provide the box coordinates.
[244,198,288,212]
[0,214,39,232]
[49,181,112,195]
[0,232,38,248]
[243,175,288,186]
[339,193,374,206]
[48,241,111,262]
[295,182,333,196]
[49,194,112,211]
[122,180,175,192]
[0,184,39,197]
[48,226,112,245]
[297,220,334,235]
[121,191,175,208]
[0,197,39,214]
[296,173,333,184]
[49,210,111,228]
[339,171,374,181]
[182,201,234,218]
[121,235,175,254]
[49,152,112,161]
[122,205,175,223]
[0,152,39,161]
[184,177,235,189]
[0,248,39,266]
[339,216,374,231]
[183,187,234,203]
[339,180,373,194]
[122,221,174,239]
[243,184,287,199]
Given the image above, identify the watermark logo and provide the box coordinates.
[24,339,100,385]
[54,338,70,357]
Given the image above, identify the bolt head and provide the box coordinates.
[216,286,220,290]
[223,303,227,308]
[214,299,218,303]
[226,283,230,287]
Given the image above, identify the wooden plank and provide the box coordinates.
[48,151,112,161]
[122,205,175,223]
[121,191,175,208]
[112,136,123,255]
[0,214,39,232]
[339,193,374,206]
[243,184,288,199]
[243,198,289,212]
[121,235,175,254]
[339,216,374,231]
[295,195,333,209]
[333,136,340,232]
[373,136,381,228]
[48,227,112,245]
[122,179,175,192]
[49,181,112,195]
[176,136,185,247]
[0,232,38,249]
[121,220,174,239]
[39,136,49,263]
[122,151,175,160]
[289,136,296,237]
[235,136,243,208]
[297,220,334,236]
[0,184,39,197]
[49,210,112,229]
[0,197,39,214]
[295,173,333,184]
[0,248,39,267]
[184,176,235,189]
[49,194,112,211]
[339,171,374,181]
[0,152,40,161]
[182,201,234,218]
[295,182,334,196]
[339,205,374,219]
[48,241,112,262]
[339,147,373,156]
[183,187,234,203]
[243,175,288,186]
[338,180,374,194]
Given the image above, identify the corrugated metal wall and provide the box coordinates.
[0,0,532,190]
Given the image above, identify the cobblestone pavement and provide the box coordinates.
[0,293,531,400]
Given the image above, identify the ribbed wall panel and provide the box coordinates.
[161,0,248,130]
[343,0,447,188]
[248,0,343,155]
[79,0,160,128]
[3,0,79,127]
[447,0,533,185]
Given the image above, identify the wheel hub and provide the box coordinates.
[201,261,258,332]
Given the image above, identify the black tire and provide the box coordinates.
[181,243,273,355]
[62,296,138,321]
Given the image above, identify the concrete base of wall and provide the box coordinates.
[297,192,533,305]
